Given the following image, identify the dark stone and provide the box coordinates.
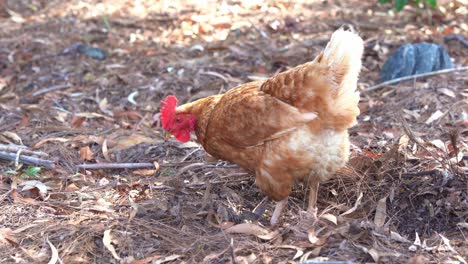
[379,42,453,82]
[63,42,107,60]
[76,44,107,60]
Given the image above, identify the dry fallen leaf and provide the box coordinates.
[127,91,139,105]
[79,146,94,161]
[102,139,110,161]
[402,108,420,119]
[89,198,115,213]
[409,232,422,252]
[54,112,68,123]
[307,229,319,245]
[225,223,278,240]
[212,221,235,230]
[71,116,86,128]
[33,137,69,149]
[114,110,143,121]
[113,134,156,151]
[75,112,113,121]
[367,248,380,262]
[398,135,410,152]
[128,197,138,222]
[235,253,257,264]
[103,230,120,260]
[133,169,157,176]
[10,189,37,204]
[274,245,304,260]
[319,213,337,225]
[340,192,363,217]
[307,227,329,247]
[18,112,30,128]
[99,98,114,116]
[438,234,457,253]
[64,183,79,192]
[425,110,444,124]
[226,223,267,236]
[46,238,59,264]
[2,131,23,145]
[19,180,48,194]
[374,196,387,227]
[390,231,410,243]
[430,139,446,151]
[438,88,456,98]
[0,228,17,246]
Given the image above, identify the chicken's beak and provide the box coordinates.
[164,131,172,140]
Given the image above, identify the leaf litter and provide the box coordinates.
[0,0,467,263]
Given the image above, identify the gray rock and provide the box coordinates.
[379,42,453,82]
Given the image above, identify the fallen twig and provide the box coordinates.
[402,170,447,177]
[176,162,205,176]
[0,144,49,158]
[0,151,55,169]
[32,83,72,97]
[363,66,468,93]
[76,161,233,170]
[76,163,156,170]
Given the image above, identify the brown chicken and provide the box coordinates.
[160,29,364,225]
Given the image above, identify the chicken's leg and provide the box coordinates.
[307,177,320,220]
[270,198,287,226]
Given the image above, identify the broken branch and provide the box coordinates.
[0,151,55,169]
[32,83,72,97]
[0,144,49,158]
[363,66,468,93]
[76,163,156,170]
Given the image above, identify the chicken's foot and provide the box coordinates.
[307,176,320,221]
[270,198,288,226]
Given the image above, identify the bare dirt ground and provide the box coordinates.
[0,0,467,263]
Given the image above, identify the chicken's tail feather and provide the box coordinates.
[320,28,363,92]
[260,28,363,128]
[317,28,364,128]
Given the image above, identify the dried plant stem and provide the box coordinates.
[76,161,216,170]
[0,151,55,169]
[0,144,49,158]
[32,83,72,97]
[76,163,156,170]
[403,170,446,177]
[364,66,468,93]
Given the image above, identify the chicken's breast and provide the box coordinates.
[255,126,350,201]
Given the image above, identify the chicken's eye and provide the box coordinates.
[175,117,181,122]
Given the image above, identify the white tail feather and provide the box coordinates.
[322,29,364,87]
[321,29,364,126]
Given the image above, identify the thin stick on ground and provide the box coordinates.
[76,161,215,170]
[403,170,447,177]
[76,163,157,170]
[363,66,468,93]
[0,151,55,169]
[0,144,50,158]
[32,83,72,97]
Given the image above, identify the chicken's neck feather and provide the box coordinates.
[175,95,222,117]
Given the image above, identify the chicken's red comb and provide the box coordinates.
[160,95,178,129]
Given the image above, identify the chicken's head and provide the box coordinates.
[160,95,197,142]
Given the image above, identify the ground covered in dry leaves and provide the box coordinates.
[0,0,467,263]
